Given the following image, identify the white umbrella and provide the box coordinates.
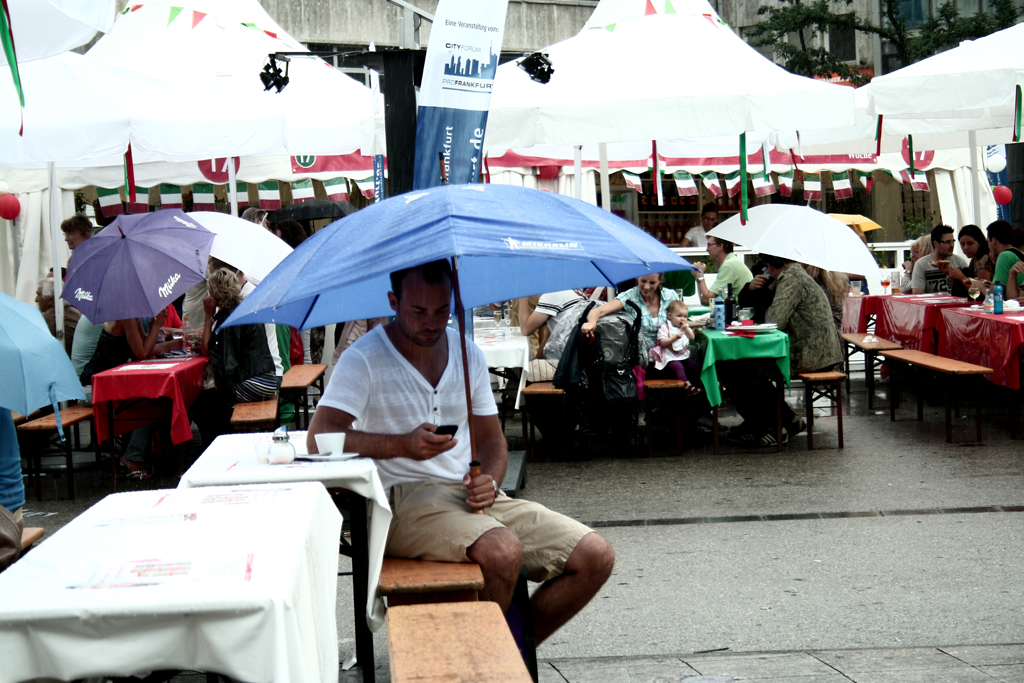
[189,211,292,285]
[485,0,854,149]
[710,204,881,277]
[2,0,117,64]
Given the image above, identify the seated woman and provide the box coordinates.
[804,266,848,333]
[942,224,994,293]
[192,269,277,445]
[582,273,678,360]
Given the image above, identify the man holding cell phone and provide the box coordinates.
[307,260,614,646]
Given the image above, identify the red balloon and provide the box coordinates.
[993,185,1013,206]
[0,193,20,220]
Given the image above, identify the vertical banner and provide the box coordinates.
[985,144,1010,222]
[369,43,386,202]
[413,0,510,190]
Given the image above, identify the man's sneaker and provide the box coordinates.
[755,428,789,448]
[696,417,728,435]
[788,416,807,436]
[725,424,758,445]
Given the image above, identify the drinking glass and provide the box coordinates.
[879,270,891,295]
[738,307,754,321]
[968,282,982,306]
[498,308,511,339]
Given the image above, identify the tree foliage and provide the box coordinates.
[746,0,1020,82]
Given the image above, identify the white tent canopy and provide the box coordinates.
[484,0,855,150]
[1,0,117,64]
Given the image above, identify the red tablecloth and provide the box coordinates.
[938,308,1024,390]
[92,356,208,445]
[874,295,971,353]
[841,295,882,334]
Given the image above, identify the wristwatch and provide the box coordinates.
[492,480,498,493]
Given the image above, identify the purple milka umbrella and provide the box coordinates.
[62,209,215,323]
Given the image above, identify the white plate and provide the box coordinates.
[295,452,360,462]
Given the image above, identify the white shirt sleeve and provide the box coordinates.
[318,346,372,420]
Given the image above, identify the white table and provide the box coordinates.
[475,329,532,408]
[0,482,341,683]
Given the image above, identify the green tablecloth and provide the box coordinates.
[688,305,710,317]
[700,330,791,407]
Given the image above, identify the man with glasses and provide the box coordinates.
[912,225,967,294]
[694,235,753,305]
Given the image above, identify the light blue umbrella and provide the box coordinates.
[0,293,86,440]
[224,183,695,329]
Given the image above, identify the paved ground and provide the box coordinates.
[17,371,1024,682]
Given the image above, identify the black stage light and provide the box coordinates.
[517,52,554,84]
[260,55,291,93]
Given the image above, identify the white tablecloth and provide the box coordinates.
[0,482,341,683]
[178,431,391,633]
[475,330,531,408]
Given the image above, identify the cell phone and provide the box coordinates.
[761,265,772,279]
[434,424,458,436]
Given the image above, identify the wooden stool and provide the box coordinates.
[17,405,98,501]
[280,364,327,429]
[378,558,484,606]
[798,371,847,450]
[642,379,690,457]
[230,395,279,432]
[520,382,566,462]
[387,602,532,683]
[841,333,902,409]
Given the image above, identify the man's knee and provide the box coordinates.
[468,527,523,575]
[566,532,615,582]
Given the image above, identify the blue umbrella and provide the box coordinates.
[222,183,694,475]
[225,183,695,329]
[62,209,215,324]
[0,293,86,440]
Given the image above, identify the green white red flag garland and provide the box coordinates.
[739,132,748,224]
[1,0,24,135]
[831,171,853,199]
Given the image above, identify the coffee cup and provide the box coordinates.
[314,432,346,455]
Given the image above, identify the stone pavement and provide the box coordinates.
[18,371,1024,682]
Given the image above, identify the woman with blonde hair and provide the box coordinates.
[899,235,933,294]
[804,265,849,332]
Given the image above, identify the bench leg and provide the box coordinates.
[837,383,844,449]
[805,381,814,451]
[645,402,653,458]
[844,342,852,395]
[1011,389,1018,440]
[777,382,784,453]
[916,370,924,422]
[64,431,75,501]
[712,406,720,455]
[945,383,952,443]
[889,362,898,422]
[975,378,984,443]
[866,351,876,411]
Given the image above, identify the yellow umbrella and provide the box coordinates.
[828,213,885,241]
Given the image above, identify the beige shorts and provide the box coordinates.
[386,481,593,583]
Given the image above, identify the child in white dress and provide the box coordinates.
[649,300,701,395]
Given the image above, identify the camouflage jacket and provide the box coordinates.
[766,264,843,374]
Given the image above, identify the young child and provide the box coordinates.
[650,300,701,395]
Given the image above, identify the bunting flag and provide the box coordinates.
[324,177,349,202]
[168,6,183,25]
[235,182,250,210]
[700,171,722,198]
[160,184,183,209]
[753,170,776,197]
[621,171,643,193]
[777,171,794,197]
[673,171,698,196]
[355,177,375,199]
[192,10,207,28]
[883,169,904,185]
[802,172,822,201]
[127,187,150,214]
[257,181,281,210]
[723,171,742,198]
[1,0,24,135]
[831,171,853,199]
[241,22,278,39]
[291,179,315,203]
[191,183,216,211]
[900,169,929,191]
[857,171,875,194]
[645,0,657,14]
[96,187,125,217]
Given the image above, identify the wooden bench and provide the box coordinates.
[841,333,902,409]
[797,371,847,450]
[21,527,44,552]
[642,379,695,457]
[879,349,993,442]
[17,405,98,501]
[387,601,532,683]
[230,394,279,432]
[280,364,327,429]
[379,558,484,606]
[520,382,567,461]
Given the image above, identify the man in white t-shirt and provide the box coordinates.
[308,261,614,645]
[517,290,588,382]
[680,202,716,248]
[911,225,968,294]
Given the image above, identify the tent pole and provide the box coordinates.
[47,162,65,347]
[573,145,582,200]
[969,131,981,226]
[228,157,238,216]
[6,217,20,282]
[599,143,610,211]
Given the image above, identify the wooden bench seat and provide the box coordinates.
[797,371,847,450]
[841,333,902,409]
[230,395,279,432]
[17,405,97,501]
[21,527,44,552]
[280,364,327,429]
[379,558,484,606]
[643,379,693,457]
[387,601,532,683]
[520,382,567,461]
[879,349,993,442]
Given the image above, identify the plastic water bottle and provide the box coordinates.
[983,290,995,315]
[993,282,1004,315]
[181,316,192,354]
[714,295,726,330]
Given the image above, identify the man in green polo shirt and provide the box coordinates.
[987,220,1024,299]
[694,236,753,304]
